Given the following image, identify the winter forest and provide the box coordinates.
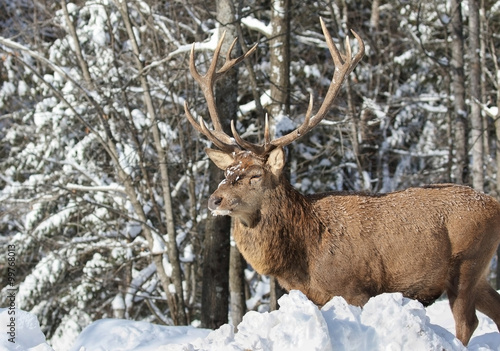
[1,0,500,348]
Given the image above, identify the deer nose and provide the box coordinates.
[208,195,223,211]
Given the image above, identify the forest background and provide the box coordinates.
[1,0,500,347]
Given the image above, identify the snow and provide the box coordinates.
[274,113,296,137]
[0,308,53,351]
[112,294,126,311]
[69,319,209,351]
[3,290,500,351]
[152,232,167,254]
[241,16,272,37]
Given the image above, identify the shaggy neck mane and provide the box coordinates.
[233,177,324,288]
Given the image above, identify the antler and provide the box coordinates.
[268,17,364,150]
[185,18,364,155]
[184,32,257,153]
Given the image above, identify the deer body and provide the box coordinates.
[184,18,500,345]
[233,180,500,307]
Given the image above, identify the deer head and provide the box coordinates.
[184,18,364,226]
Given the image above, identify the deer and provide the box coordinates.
[183,18,500,346]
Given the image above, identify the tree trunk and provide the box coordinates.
[201,184,231,329]
[370,0,380,30]
[495,96,500,289]
[200,0,238,329]
[496,106,500,289]
[450,0,468,184]
[269,0,291,119]
[479,0,492,185]
[229,242,246,327]
[268,0,291,310]
[492,30,500,289]
[269,277,287,311]
[468,0,483,191]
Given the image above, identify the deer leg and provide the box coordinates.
[475,279,500,331]
[447,294,478,346]
[447,260,480,346]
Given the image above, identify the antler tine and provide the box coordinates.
[231,120,267,154]
[184,101,205,135]
[188,32,226,132]
[348,30,365,74]
[230,113,276,154]
[184,101,238,152]
[199,116,238,153]
[219,38,258,75]
[264,114,271,146]
[271,18,364,149]
[320,17,344,68]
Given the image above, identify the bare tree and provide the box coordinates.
[269,0,291,119]
[450,0,469,184]
[481,1,500,288]
[268,0,291,311]
[229,237,247,326]
[468,0,484,191]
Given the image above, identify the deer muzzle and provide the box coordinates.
[208,194,236,216]
[208,195,222,212]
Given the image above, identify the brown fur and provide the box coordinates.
[206,148,500,346]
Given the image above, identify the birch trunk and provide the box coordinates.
[468,0,484,191]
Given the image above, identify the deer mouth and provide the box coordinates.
[210,209,233,216]
[208,195,233,216]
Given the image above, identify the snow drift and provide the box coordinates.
[3,291,500,351]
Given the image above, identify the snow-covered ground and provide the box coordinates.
[2,290,500,351]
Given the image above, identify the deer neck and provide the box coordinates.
[233,179,322,282]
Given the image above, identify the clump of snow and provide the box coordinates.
[17,254,67,309]
[152,232,167,254]
[240,16,272,36]
[5,291,500,351]
[112,293,126,311]
[49,308,92,351]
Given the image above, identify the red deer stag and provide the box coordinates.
[184,18,500,345]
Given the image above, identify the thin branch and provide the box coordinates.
[60,0,94,88]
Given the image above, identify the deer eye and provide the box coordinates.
[249,174,262,185]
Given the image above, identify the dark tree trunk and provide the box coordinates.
[269,277,286,311]
[229,243,246,327]
[268,0,291,310]
[450,0,469,184]
[200,0,238,329]
[201,192,231,328]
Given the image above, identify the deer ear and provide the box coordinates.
[205,148,234,170]
[267,147,286,175]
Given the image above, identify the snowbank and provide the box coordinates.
[3,291,500,351]
[174,291,465,351]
